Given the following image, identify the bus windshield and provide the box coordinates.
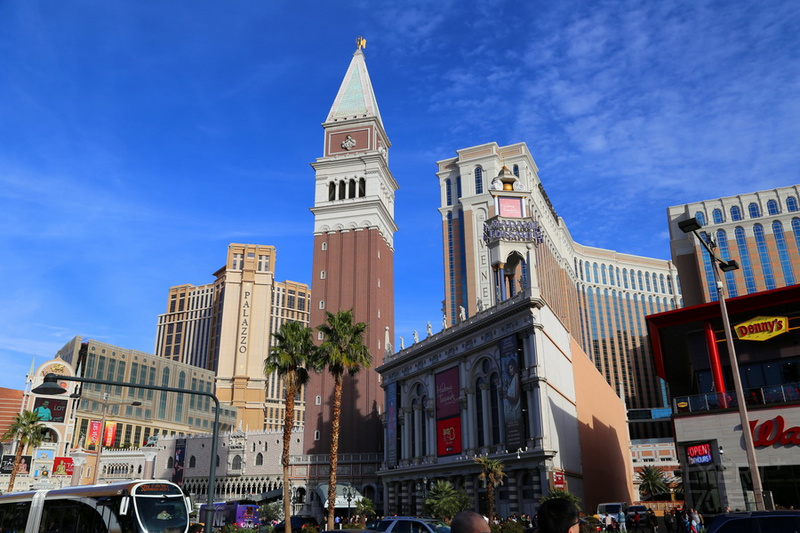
[135,496,188,533]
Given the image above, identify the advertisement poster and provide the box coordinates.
[386,382,398,468]
[498,335,524,451]
[1,455,31,475]
[436,418,462,456]
[103,422,117,447]
[172,439,186,485]
[33,397,68,423]
[86,420,102,447]
[435,367,460,419]
[36,449,55,462]
[52,457,74,476]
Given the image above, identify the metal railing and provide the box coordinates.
[674,382,800,414]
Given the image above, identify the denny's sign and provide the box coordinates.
[734,316,788,341]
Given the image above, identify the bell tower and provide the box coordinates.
[303,39,397,454]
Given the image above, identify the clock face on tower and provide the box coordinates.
[498,197,523,218]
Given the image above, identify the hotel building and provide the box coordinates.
[669,185,800,306]
[154,244,311,431]
[437,143,680,438]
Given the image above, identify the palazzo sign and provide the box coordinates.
[239,285,252,354]
[734,316,787,341]
[749,416,800,447]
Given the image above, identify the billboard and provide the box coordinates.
[103,422,117,447]
[53,457,74,476]
[436,418,462,456]
[172,439,186,485]
[386,382,398,468]
[33,397,68,423]
[435,367,460,418]
[86,420,102,447]
[1,455,31,475]
[498,335,524,450]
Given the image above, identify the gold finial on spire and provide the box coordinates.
[356,36,367,50]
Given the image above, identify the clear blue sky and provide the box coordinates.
[2,1,799,390]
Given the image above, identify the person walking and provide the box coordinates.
[617,509,627,532]
[663,510,674,533]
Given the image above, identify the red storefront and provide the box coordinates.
[647,285,800,513]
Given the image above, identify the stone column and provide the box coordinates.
[141,448,158,479]
[70,451,88,486]
[480,383,491,449]
[465,387,476,451]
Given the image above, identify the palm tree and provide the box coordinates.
[266,321,317,533]
[637,465,669,499]
[316,309,371,531]
[540,488,582,511]
[475,456,506,523]
[424,480,471,520]
[355,497,375,527]
[2,410,46,492]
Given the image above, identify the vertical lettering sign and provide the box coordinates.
[436,367,462,456]
[386,382,398,468]
[86,420,102,447]
[499,335,524,450]
[239,285,252,362]
[103,421,117,447]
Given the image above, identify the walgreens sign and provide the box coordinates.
[749,416,800,447]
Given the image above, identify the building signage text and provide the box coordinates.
[239,288,251,354]
[483,219,543,245]
[749,415,800,447]
[686,443,713,465]
[734,316,788,341]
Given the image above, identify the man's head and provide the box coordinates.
[451,512,489,533]
[537,498,579,533]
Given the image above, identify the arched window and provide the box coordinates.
[748,202,761,218]
[659,274,666,293]
[645,272,652,292]
[358,178,366,197]
[175,371,186,423]
[772,221,795,285]
[622,269,629,289]
[695,211,706,226]
[189,456,196,468]
[787,196,798,212]
[456,176,462,198]
[348,179,356,198]
[717,230,738,298]
[753,224,775,290]
[489,373,501,444]
[475,166,484,194]
[158,368,170,419]
[338,181,346,200]
[792,218,800,254]
[730,205,743,221]
[735,227,757,294]
[513,164,519,177]
[232,455,242,470]
[767,199,779,216]
[638,271,644,291]
[216,455,220,467]
[712,208,724,224]
[475,377,485,447]
[593,263,599,284]
[601,264,607,284]
[167,457,174,469]
[328,182,336,201]
[445,180,452,206]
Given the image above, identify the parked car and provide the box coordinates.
[626,505,648,525]
[371,516,451,533]
[275,516,320,533]
[596,502,626,523]
[706,510,800,533]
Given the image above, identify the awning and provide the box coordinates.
[315,484,364,509]
[255,488,284,502]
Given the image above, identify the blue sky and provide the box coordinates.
[1,0,799,391]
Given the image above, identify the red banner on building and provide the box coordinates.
[86,420,102,447]
[436,417,462,456]
[103,421,117,447]
[52,457,74,476]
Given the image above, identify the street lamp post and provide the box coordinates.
[344,484,354,523]
[33,373,222,533]
[91,393,142,485]
[679,217,766,511]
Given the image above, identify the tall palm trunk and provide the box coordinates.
[487,483,495,525]
[326,373,343,530]
[6,441,24,492]
[283,379,297,533]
